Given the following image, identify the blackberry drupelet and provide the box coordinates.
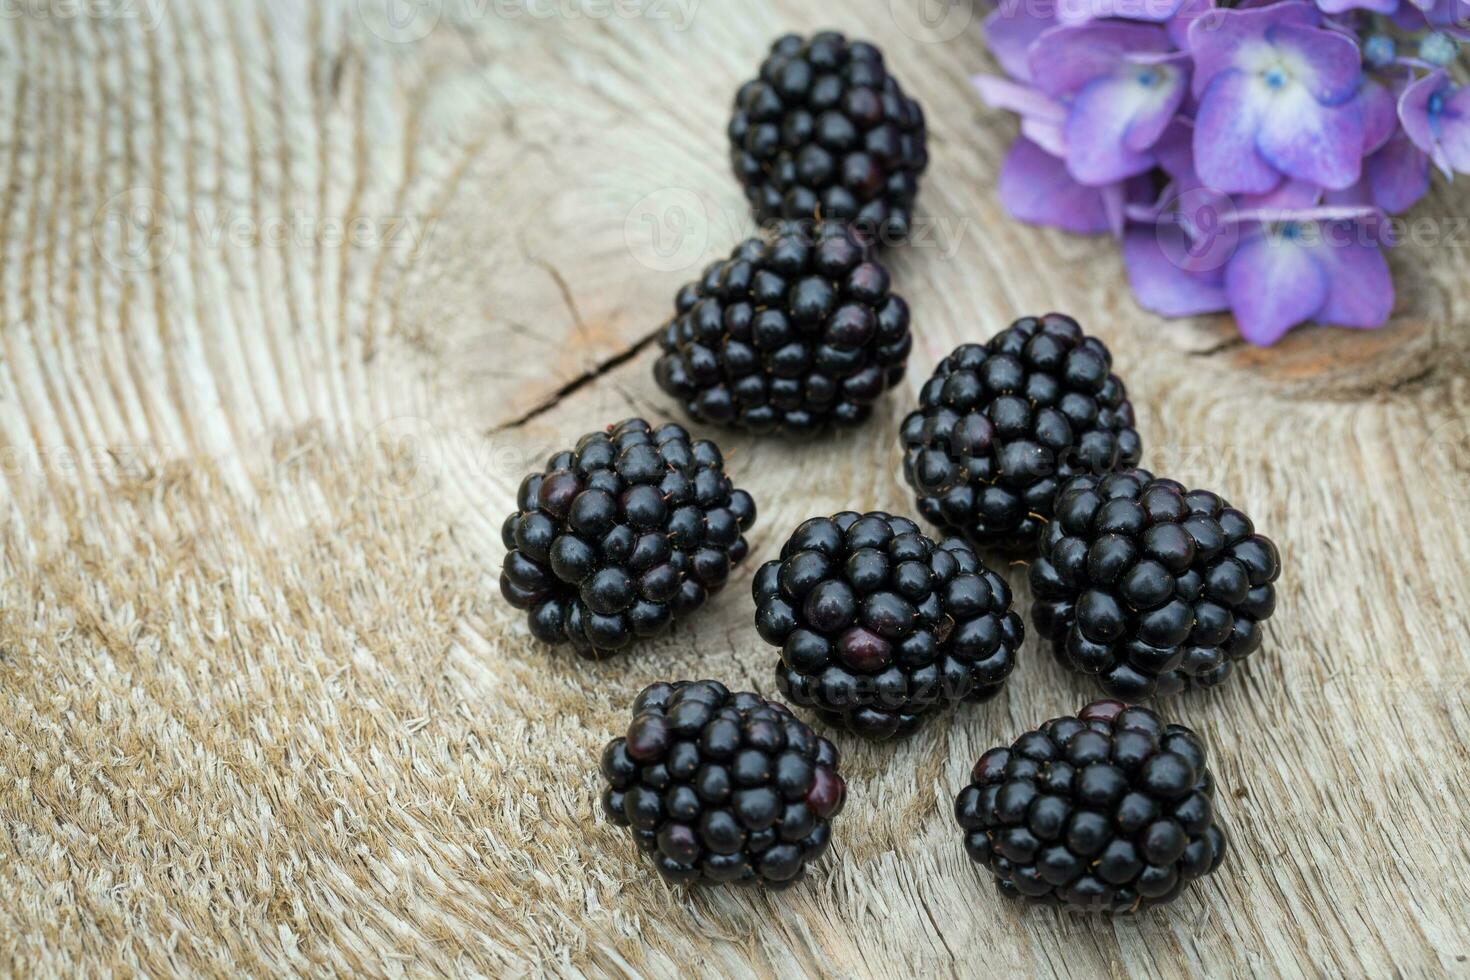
[1029,469,1281,699]
[600,680,846,889]
[955,699,1228,912]
[729,32,928,244]
[499,419,756,656]
[753,511,1024,740]
[900,314,1142,554]
[653,222,911,435]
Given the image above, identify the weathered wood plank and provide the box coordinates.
[1,1,1467,976]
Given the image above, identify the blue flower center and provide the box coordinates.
[1428,91,1445,118]
[1264,67,1288,90]
[1279,222,1304,242]
[1364,34,1396,69]
[1137,68,1160,88]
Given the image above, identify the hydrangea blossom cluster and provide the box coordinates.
[976,0,1469,344]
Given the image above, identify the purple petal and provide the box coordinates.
[1194,72,1284,194]
[1028,23,1174,99]
[1263,24,1363,105]
[1153,120,1199,182]
[1312,223,1394,328]
[1365,132,1432,213]
[1124,60,1191,151]
[1239,180,1323,209]
[1166,0,1215,49]
[1188,2,1321,98]
[973,75,1068,124]
[1323,181,1371,209]
[1064,64,1188,184]
[1440,85,1470,173]
[1315,0,1397,15]
[1257,85,1364,190]
[1022,117,1068,157]
[1398,70,1445,158]
[1225,226,1329,344]
[984,2,1057,83]
[1124,224,1232,316]
[1360,80,1398,155]
[998,138,1114,234]
[1410,0,1470,24]
[1057,0,1189,25]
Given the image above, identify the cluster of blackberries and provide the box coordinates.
[1030,470,1281,700]
[753,511,1022,740]
[600,680,845,889]
[653,30,930,440]
[900,313,1142,554]
[499,419,755,656]
[496,30,1283,914]
[729,32,929,245]
[955,700,1228,912]
[653,222,911,435]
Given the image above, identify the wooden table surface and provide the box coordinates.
[3,1,1469,976]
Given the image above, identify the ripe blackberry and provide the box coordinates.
[653,222,911,435]
[729,32,928,244]
[753,511,1024,740]
[1029,469,1281,700]
[900,314,1142,554]
[600,680,846,889]
[499,419,756,656]
[955,699,1228,912]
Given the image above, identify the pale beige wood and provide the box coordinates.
[2,1,1469,976]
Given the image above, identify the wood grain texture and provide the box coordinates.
[2,1,1469,976]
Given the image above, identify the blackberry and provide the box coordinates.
[729,32,928,245]
[499,419,756,656]
[753,511,1024,740]
[653,222,911,435]
[1029,469,1281,700]
[600,680,846,889]
[955,699,1228,912]
[900,314,1142,554]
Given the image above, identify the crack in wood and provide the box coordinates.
[1190,336,1248,357]
[487,327,663,432]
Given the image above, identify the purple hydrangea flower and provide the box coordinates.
[1363,132,1433,211]
[1189,3,1367,193]
[1399,70,1470,176]
[998,137,1128,234]
[976,0,1463,345]
[1223,219,1393,344]
[1125,212,1392,343]
[1028,23,1190,184]
[1057,0,1192,25]
[983,0,1057,81]
[1407,0,1470,29]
